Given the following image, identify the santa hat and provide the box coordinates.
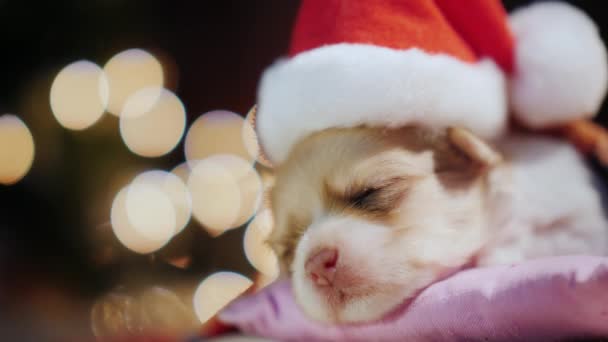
[255,0,608,165]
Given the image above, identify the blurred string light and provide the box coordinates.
[125,183,176,243]
[111,185,175,254]
[244,209,279,280]
[111,170,192,254]
[0,114,35,185]
[187,154,262,237]
[193,272,253,324]
[90,292,140,338]
[50,60,109,130]
[104,49,164,116]
[187,158,241,237]
[119,87,186,157]
[91,287,199,338]
[170,162,191,185]
[243,105,273,168]
[241,106,260,163]
[184,110,259,165]
[137,286,199,334]
[132,170,192,234]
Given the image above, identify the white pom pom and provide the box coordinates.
[510,2,608,128]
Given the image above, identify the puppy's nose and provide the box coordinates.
[305,248,338,287]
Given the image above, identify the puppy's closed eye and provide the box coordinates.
[348,187,384,211]
[349,187,380,208]
[345,178,410,213]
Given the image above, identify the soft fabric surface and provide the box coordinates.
[219,256,608,341]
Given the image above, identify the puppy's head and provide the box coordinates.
[267,125,501,323]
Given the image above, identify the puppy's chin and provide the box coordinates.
[290,216,446,324]
[293,277,409,324]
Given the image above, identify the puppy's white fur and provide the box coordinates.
[479,135,608,264]
[269,127,608,324]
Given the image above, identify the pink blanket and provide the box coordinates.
[219,256,608,341]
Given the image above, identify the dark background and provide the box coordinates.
[0,0,606,340]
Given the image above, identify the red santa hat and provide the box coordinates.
[255,0,608,165]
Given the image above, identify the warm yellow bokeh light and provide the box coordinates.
[0,115,35,185]
[193,272,252,324]
[188,158,241,236]
[104,49,164,116]
[217,155,262,228]
[244,209,279,278]
[188,155,262,236]
[242,106,261,163]
[138,287,199,334]
[111,185,174,254]
[243,106,273,168]
[255,273,280,291]
[91,287,199,338]
[132,170,192,234]
[119,87,186,157]
[171,162,191,185]
[184,110,256,165]
[50,60,108,130]
[90,292,139,338]
[125,183,176,242]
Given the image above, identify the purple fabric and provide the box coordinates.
[218,256,608,341]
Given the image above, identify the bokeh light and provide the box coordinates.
[111,185,174,254]
[132,170,192,234]
[104,49,164,116]
[0,114,35,185]
[170,162,191,185]
[242,106,260,163]
[90,292,140,338]
[244,209,279,279]
[243,105,273,167]
[255,273,280,291]
[125,183,176,242]
[187,158,241,237]
[138,287,198,334]
[192,272,252,324]
[91,287,198,339]
[220,155,263,228]
[49,60,109,130]
[188,155,262,236]
[119,87,186,157]
[184,110,258,165]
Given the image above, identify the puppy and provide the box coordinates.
[267,125,608,324]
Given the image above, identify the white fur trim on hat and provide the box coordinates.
[256,43,507,165]
[509,2,608,129]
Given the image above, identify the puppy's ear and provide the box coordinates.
[447,127,502,168]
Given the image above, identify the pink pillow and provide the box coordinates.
[219,256,608,341]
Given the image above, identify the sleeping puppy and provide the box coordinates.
[267,125,608,324]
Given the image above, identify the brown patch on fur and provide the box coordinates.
[267,212,311,273]
[385,126,498,191]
